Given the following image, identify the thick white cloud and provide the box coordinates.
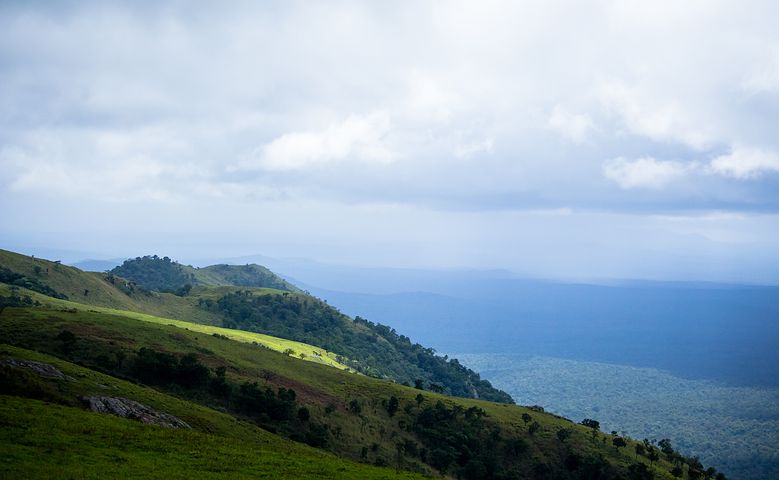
[709,146,779,179]
[241,112,393,171]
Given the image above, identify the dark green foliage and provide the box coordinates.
[0,364,72,405]
[55,330,77,355]
[628,462,654,480]
[0,293,39,314]
[658,438,674,456]
[386,395,399,417]
[528,421,541,435]
[348,399,362,414]
[131,348,209,388]
[612,437,627,449]
[209,366,231,397]
[110,256,194,293]
[0,267,67,299]
[521,412,532,424]
[298,406,310,422]
[235,383,297,422]
[635,443,645,457]
[208,291,513,403]
[303,421,329,447]
[581,418,600,430]
[556,427,572,443]
[109,257,299,294]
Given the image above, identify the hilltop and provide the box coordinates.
[110,255,302,293]
[0,248,727,479]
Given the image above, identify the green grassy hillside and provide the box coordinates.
[0,345,424,479]
[0,304,709,479]
[109,255,301,293]
[0,248,726,479]
[1,249,513,403]
[0,249,221,325]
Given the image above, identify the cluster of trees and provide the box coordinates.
[0,293,40,314]
[0,267,67,300]
[648,439,727,480]
[110,256,195,295]
[203,290,513,403]
[404,398,623,480]
[45,332,329,449]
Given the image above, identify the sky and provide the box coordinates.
[1,1,779,283]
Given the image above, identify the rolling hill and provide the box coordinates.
[0,248,727,479]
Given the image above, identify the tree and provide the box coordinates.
[414,379,425,390]
[671,466,684,478]
[628,463,654,480]
[56,330,77,355]
[635,443,645,458]
[386,395,399,417]
[556,427,572,443]
[521,412,532,424]
[647,448,660,466]
[612,437,627,450]
[349,399,362,414]
[581,418,600,430]
[528,421,541,435]
[658,438,674,456]
[415,393,425,406]
[297,407,310,422]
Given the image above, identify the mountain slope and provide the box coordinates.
[0,248,728,479]
[1,250,512,403]
[0,345,425,479]
[1,305,701,479]
[109,255,301,293]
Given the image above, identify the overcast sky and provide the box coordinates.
[1,1,778,283]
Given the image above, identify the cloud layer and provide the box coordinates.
[1,1,778,281]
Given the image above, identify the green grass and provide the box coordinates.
[0,282,351,371]
[0,306,682,479]
[0,394,426,479]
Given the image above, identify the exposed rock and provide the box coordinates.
[2,358,70,380]
[82,396,191,429]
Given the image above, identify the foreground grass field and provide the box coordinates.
[0,396,425,480]
[0,306,682,479]
[0,345,425,479]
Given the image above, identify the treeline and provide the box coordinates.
[201,290,513,403]
[56,337,329,448]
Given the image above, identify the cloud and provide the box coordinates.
[603,157,692,189]
[598,82,712,150]
[240,112,393,171]
[709,146,779,179]
[547,105,594,143]
[742,51,779,93]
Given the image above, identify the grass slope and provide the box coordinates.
[0,346,424,479]
[0,283,350,371]
[1,249,514,403]
[0,305,688,479]
[0,248,221,325]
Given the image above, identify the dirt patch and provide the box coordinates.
[261,371,339,408]
[82,396,191,429]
